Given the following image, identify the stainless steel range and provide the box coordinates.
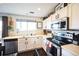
[46,32,74,56]
[52,32,73,46]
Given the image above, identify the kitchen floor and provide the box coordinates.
[17,48,47,56]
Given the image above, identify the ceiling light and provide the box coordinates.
[29,11,34,14]
[38,8,41,11]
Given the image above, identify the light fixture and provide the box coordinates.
[29,11,34,14]
[38,8,41,11]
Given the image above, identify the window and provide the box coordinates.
[16,19,37,32]
[0,19,2,31]
[0,17,2,38]
[27,22,37,31]
[16,21,28,32]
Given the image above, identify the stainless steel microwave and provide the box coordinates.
[51,17,69,30]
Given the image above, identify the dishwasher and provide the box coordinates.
[4,39,18,56]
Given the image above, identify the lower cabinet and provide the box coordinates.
[62,48,74,56]
[35,37,42,48]
[18,38,27,52]
[42,38,47,52]
[18,37,43,52]
[26,37,35,50]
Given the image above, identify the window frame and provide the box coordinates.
[16,19,37,32]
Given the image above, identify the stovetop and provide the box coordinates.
[52,39,71,46]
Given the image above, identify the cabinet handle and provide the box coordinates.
[26,45,27,48]
[25,42,28,44]
[25,42,26,44]
[26,42,28,44]
[34,41,36,44]
[25,38,27,40]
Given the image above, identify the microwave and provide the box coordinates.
[51,17,69,30]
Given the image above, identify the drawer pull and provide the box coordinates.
[25,38,27,40]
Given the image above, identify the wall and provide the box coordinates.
[0,13,43,36]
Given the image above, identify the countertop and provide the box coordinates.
[2,35,44,40]
[61,44,79,56]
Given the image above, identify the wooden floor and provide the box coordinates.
[17,48,47,56]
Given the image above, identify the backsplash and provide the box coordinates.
[8,29,43,36]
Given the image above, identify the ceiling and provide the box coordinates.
[0,3,58,17]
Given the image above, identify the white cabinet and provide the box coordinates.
[67,4,72,29]
[26,37,43,49]
[18,37,34,52]
[35,37,42,48]
[42,38,47,52]
[69,4,79,29]
[18,38,27,52]
[18,37,43,52]
[44,4,79,30]
[51,13,57,21]
[26,37,35,50]
[43,16,52,30]
[47,17,52,30]
[56,6,68,19]
[67,4,79,30]
[43,18,47,29]
[62,49,74,56]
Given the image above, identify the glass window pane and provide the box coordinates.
[16,19,37,32]
[16,22,21,32]
[20,22,27,31]
[0,17,2,38]
[27,22,37,31]
[0,20,2,31]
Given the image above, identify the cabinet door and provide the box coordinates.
[26,38,35,50]
[62,49,74,56]
[18,38,26,52]
[70,4,79,29]
[43,19,47,29]
[51,13,57,21]
[43,16,52,30]
[35,37,42,48]
[46,16,52,30]
[42,39,47,52]
[67,4,72,29]
[56,6,68,19]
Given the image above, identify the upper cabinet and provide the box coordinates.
[46,16,52,30]
[43,15,52,30]
[68,4,79,30]
[43,18,47,29]
[56,3,79,30]
[43,3,79,30]
[56,6,68,19]
[51,12,57,22]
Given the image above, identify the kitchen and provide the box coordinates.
[0,3,79,56]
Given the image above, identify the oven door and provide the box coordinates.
[46,41,61,56]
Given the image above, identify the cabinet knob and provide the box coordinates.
[25,38,27,40]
